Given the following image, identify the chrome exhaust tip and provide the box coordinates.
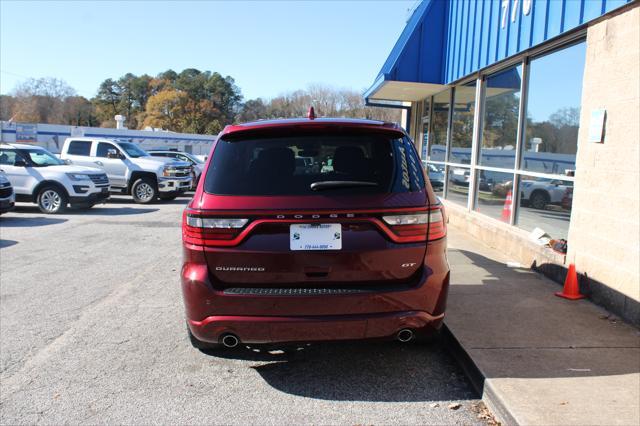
[221,334,240,348]
[397,329,414,343]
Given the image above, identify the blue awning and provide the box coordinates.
[364,0,449,103]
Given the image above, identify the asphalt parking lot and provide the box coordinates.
[0,196,487,425]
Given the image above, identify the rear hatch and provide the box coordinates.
[186,128,434,288]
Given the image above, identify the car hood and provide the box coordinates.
[45,164,105,174]
[131,156,191,169]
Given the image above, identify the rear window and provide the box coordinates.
[204,133,424,196]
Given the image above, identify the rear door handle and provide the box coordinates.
[94,161,103,166]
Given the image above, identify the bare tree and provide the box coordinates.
[237,85,402,124]
[10,78,76,123]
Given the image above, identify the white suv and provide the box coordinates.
[0,143,110,214]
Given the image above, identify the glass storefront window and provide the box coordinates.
[426,162,444,197]
[522,42,586,175]
[446,166,470,206]
[517,175,573,239]
[429,90,450,162]
[474,171,514,222]
[480,65,522,168]
[449,82,476,164]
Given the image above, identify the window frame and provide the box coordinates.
[67,140,92,156]
[95,142,122,158]
[420,37,584,228]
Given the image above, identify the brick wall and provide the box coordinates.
[568,3,640,303]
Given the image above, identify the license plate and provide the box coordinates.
[290,224,342,251]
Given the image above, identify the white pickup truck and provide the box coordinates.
[0,143,110,214]
[520,178,573,210]
[60,138,192,203]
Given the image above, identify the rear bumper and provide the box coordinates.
[182,239,449,344]
[188,310,444,344]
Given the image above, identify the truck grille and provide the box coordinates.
[0,185,13,198]
[89,174,109,185]
[173,166,192,178]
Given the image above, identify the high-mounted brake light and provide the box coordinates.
[307,106,316,120]
[183,211,249,247]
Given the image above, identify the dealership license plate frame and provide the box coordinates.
[290,223,342,251]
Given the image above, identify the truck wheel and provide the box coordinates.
[37,185,67,214]
[132,178,157,204]
[530,191,549,210]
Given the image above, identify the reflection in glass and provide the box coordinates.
[421,98,431,160]
[522,42,585,175]
[474,171,514,222]
[517,176,573,238]
[480,65,522,168]
[429,90,450,162]
[426,162,444,197]
[446,166,470,206]
[449,82,476,164]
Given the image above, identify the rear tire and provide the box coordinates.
[131,177,157,204]
[36,185,67,214]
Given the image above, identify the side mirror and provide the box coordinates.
[13,158,28,167]
[64,159,72,165]
[106,149,121,159]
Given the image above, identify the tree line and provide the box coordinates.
[0,70,400,134]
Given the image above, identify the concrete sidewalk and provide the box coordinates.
[445,226,640,426]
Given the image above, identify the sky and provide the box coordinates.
[0,0,417,100]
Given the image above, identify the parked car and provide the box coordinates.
[60,138,192,203]
[449,167,470,186]
[147,150,206,189]
[0,170,15,214]
[520,178,573,210]
[181,116,448,350]
[0,143,109,214]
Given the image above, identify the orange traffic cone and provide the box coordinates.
[555,264,585,300]
[500,190,513,222]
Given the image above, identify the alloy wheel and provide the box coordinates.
[40,189,62,213]
[135,182,154,202]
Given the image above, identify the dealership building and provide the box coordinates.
[366,0,639,324]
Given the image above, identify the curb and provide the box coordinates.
[440,324,519,426]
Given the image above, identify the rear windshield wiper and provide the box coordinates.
[310,181,379,191]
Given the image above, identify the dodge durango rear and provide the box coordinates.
[181,116,449,350]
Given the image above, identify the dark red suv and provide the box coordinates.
[181,116,448,350]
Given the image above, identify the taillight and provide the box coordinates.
[382,207,446,242]
[182,210,248,247]
[426,207,446,241]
